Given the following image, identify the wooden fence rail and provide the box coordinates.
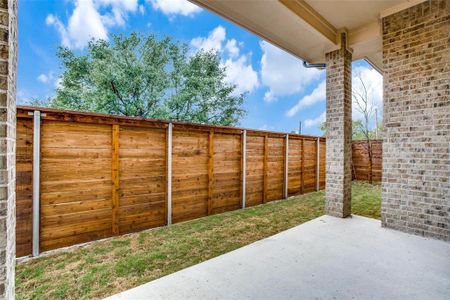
[15,106,326,257]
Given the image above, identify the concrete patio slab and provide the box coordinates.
[106,215,450,300]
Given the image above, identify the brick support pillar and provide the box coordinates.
[381,1,449,241]
[325,32,352,218]
[0,0,17,298]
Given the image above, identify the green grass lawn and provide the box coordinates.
[16,181,381,300]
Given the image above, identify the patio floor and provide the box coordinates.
[107,215,450,300]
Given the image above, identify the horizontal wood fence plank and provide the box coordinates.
[352,140,383,182]
[16,119,33,257]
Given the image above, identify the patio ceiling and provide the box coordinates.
[189,0,427,73]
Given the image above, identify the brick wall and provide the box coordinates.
[325,33,353,218]
[0,0,17,298]
[381,0,449,241]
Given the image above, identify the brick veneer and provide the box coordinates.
[325,33,352,218]
[0,0,17,298]
[381,0,449,241]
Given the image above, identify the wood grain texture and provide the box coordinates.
[118,126,166,233]
[240,133,245,208]
[111,125,120,235]
[208,130,214,215]
[212,133,241,214]
[302,139,317,193]
[15,107,334,256]
[165,126,170,225]
[16,119,33,257]
[172,129,209,223]
[301,138,305,194]
[245,135,264,207]
[352,140,382,182]
[266,136,284,202]
[287,138,301,196]
[39,121,112,252]
[263,135,268,203]
[320,140,326,189]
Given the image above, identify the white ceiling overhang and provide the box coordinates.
[189,0,427,73]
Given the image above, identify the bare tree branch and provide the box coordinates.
[352,72,375,184]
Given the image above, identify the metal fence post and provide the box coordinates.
[32,111,41,256]
[316,137,320,191]
[285,134,289,199]
[167,123,173,225]
[242,129,246,208]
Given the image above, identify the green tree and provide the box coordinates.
[46,33,246,126]
[320,120,373,140]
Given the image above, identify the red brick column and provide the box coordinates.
[325,33,352,218]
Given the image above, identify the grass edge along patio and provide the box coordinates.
[16,182,381,300]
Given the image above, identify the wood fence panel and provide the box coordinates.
[319,139,326,189]
[212,133,241,214]
[352,142,367,180]
[112,125,120,235]
[16,119,33,257]
[15,106,337,256]
[352,140,382,182]
[267,136,284,201]
[245,135,264,207]
[287,138,302,196]
[302,139,317,193]
[371,141,382,181]
[118,126,166,234]
[172,129,209,223]
[39,121,113,251]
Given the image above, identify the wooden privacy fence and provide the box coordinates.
[351,140,383,182]
[16,106,326,257]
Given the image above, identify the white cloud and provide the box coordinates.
[100,0,139,27]
[286,80,325,117]
[304,111,326,128]
[45,14,55,26]
[223,56,259,94]
[191,26,226,53]
[260,41,323,103]
[46,0,106,49]
[148,0,201,17]
[225,39,239,58]
[191,26,259,95]
[37,73,50,84]
[46,14,71,47]
[37,70,62,89]
[96,0,138,11]
[37,71,58,85]
[352,65,383,120]
[289,64,382,129]
[139,4,145,14]
[46,0,138,49]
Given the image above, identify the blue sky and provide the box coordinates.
[18,0,383,136]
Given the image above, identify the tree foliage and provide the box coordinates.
[320,120,381,140]
[46,33,246,126]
